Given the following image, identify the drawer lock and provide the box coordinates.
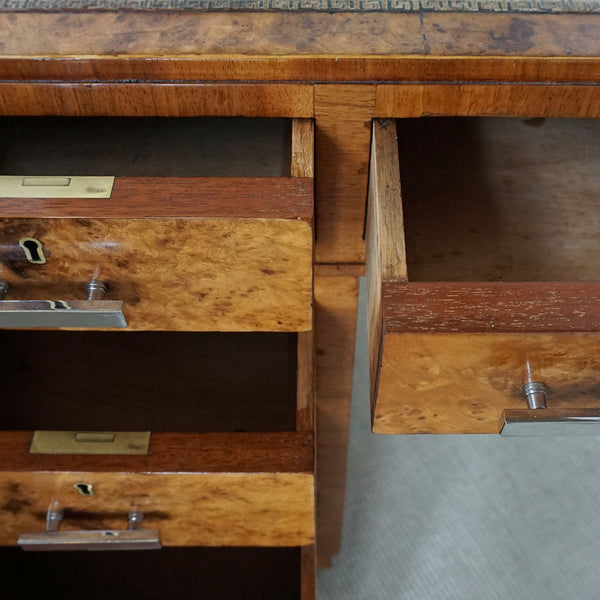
[30,431,151,455]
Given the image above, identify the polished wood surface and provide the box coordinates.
[0,432,313,473]
[0,83,314,117]
[2,13,600,67]
[0,178,313,220]
[373,333,600,434]
[0,431,314,545]
[315,85,375,264]
[0,470,314,546]
[0,217,312,331]
[376,84,600,118]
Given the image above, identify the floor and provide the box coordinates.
[318,278,600,600]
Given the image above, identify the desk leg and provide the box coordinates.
[315,265,362,567]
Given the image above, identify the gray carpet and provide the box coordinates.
[1,0,599,11]
[318,278,600,600]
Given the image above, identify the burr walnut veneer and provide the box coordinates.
[1,9,600,591]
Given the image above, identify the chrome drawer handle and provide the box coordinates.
[0,278,127,328]
[500,380,600,436]
[18,507,161,551]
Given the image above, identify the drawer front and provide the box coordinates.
[0,118,315,332]
[0,213,313,332]
[0,432,315,547]
[367,118,600,434]
[373,332,600,434]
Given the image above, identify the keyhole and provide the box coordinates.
[19,238,46,265]
[73,482,94,496]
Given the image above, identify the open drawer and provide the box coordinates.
[367,117,600,434]
[0,330,315,549]
[0,117,313,332]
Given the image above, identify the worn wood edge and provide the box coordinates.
[314,273,359,567]
[3,56,600,83]
[375,83,600,117]
[0,178,314,221]
[0,431,314,473]
[0,82,314,118]
[292,119,315,179]
[382,281,600,333]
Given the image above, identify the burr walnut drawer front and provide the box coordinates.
[367,117,600,434]
[0,329,315,549]
[0,117,314,332]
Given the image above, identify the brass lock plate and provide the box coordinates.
[30,431,151,455]
[0,176,114,198]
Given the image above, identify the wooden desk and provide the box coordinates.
[0,10,598,590]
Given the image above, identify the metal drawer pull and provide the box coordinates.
[0,278,127,328]
[18,508,161,551]
[500,380,600,436]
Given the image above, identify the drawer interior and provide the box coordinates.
[0,330,299,432]
[0,117,292,177]
[0,546,308,600]
[367,117,600,434]
[395,117,600,282]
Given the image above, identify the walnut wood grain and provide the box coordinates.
[0,432,313,546]
[376,84,600,118]
[1,13,599,62]
[0,83,313,117]
[373,333,600,434]
[0,178,313,220]
[315,85,375,264]
[0,471,314,547]
[0,216,313,331]
[4,56,600,84]
[383,283,600,333]
[314,266,360,566]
